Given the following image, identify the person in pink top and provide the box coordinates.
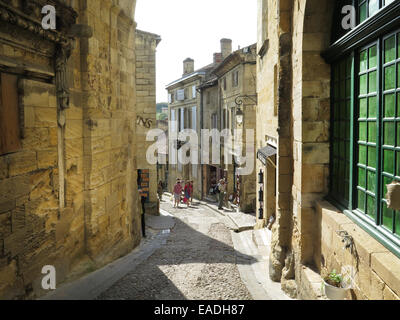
[173,179,183,208]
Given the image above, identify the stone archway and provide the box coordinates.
[292,0,334,270]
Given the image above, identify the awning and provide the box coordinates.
[257,145,277,166]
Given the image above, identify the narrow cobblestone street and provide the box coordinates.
[97,199,254,300]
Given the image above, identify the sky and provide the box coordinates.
[135,0,258,103]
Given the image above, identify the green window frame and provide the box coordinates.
[331,55,353,207]
[327,1,400,258]
[358,0,396,25]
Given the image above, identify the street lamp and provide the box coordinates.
[236,108,243,125]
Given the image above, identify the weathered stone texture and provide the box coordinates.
[257,0,400,300]
[0,0,141,299]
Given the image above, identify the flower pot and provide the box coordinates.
[323,281,349,300]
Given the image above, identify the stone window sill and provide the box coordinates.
[317,200,400,298]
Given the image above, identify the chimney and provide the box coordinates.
[213,53,223,64]
[183,58,194,75]
[220,38,232,59]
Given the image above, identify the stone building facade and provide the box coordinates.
[198,76,221,200]
[256,0,400,299]
[0,0,151,299]
[166,59,204,199]
[212,44,257,213]
[135,29,161,215]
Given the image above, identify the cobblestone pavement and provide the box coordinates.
[97,200,254,300]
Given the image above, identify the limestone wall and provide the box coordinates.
[135,30,160,214]
[0,0,140,299]
[257,0,400,300]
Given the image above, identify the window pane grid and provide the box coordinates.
[358,0,394,25]
[357,43,378,220]
[331,56,352,205]
[380,32,400,234]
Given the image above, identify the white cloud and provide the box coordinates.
[135,0,257,103]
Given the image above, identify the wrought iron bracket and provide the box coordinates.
[235,95,258,107]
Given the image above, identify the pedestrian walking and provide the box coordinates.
[173,179,183,208]
[189,181,194,205]
[183,181,191,207]
[217,179,226,210]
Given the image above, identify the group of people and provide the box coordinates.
[173,179,194,208]
[173,178,227,211]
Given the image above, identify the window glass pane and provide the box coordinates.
[359,122,367,141]
[359,167,366,188]
[367,195,376,219]
[368,122,377,142]
[358,190,366,212]
[396,212,400,237]
[368,170,376,192]
[384,122,395,145]
[398,34,400,59]
[369,0,379,16]
[384,150,395,173]
[360,98,367,118]
[360,2,367,23]
[385,36,396,63]
[368,146,376,167]
[369,46,377,68]
[382,202,394,231]
[360,74,368,94]
[385,65,396,90]
[360,49,368,72]
[359,145,367,165]
[384,0,395,6]
[369,71,377,93]
[369,96,377,118]
[398,93,400,117]
[383,176,392,198]
[398,123,400,147]
[384,94,395,118]
[397,151,400,176]
[398,64,400,88]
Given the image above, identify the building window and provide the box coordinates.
[180,108,185,131]
[191,106,197,131]
[0,73,21,155]
[177,89,185,101]
[328,15,400,256]
[170,109,177,169]
[223,77,227,91]
[358,0,395,24]
[192,85,196,98]
[331,56,352,206]
[232,70,239,87]
[357,42,379,220]
[211,113,218,129]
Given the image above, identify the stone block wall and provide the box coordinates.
[0,0,141,299]
[257,0,400,300]
[78,0,139,264]
[315,201,400,300]
[135,29,160,214]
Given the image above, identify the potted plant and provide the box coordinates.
[322,270,350,300]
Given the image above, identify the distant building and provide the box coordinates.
[166,45,225,198]
[211,43,257,212]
